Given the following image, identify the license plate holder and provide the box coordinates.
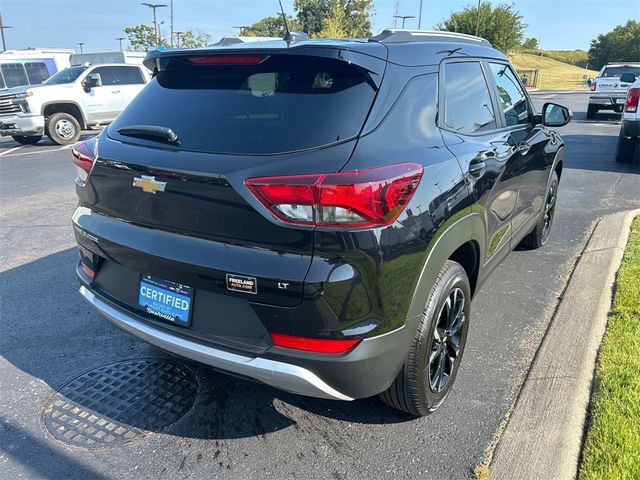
[138,274,193,326]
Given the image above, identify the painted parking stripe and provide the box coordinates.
[1,146,70,157]
[0,146,24,156]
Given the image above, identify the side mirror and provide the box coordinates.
[586,77,594,87]
[620,73,636,84]
[542,102,572,128]
[81,79,91,93]
[88,73,102,88]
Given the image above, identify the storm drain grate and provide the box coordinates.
[43,359,198,448]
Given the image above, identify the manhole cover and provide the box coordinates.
[43,359,198,448]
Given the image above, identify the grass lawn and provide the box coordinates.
[579,216,640,480]
[509,52,598,90]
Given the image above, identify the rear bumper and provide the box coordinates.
[0,114,44,136]
[80,285,355,401]
[589,94,626,109]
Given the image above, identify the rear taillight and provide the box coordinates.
[590,81,597,91]
[625,87,640,113]
[270,333,361,354]
[71,137,97,182]
[80,262,97,281]
[188,54,268,65]
[245,163,423,228]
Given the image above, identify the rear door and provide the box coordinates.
[439,60,520,266]
[81,66,125,122]
[110,65,147,107]
[81,51,383,306]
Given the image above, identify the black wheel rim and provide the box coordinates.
[428,287,465,393]
[542,180,557,242]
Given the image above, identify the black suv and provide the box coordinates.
[72,30,571,416]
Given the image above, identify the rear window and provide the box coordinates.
[600,66,640,78]
[109,55,376,155]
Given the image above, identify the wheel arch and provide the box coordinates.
[42,102,87,129]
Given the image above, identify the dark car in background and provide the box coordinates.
[71,29,571,416]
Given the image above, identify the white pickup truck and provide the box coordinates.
[0,63,150,145]
[587,63,640,119]
[616,76,640,162]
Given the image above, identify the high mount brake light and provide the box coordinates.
[590,82,597,91]
[270,333,361,354]
[187,55,268,65]
[71,139,97,182]
[245,163,423,229]
[625,87,640,113]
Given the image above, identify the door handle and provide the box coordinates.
[468,160,486,177]
[111,90,121,94]
[516,142,531,156]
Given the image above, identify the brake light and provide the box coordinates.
[270,333,361,354]
[188,55,267,65]
[590,81,597,91]
[625,87,640,113]
[71,139,97,182]
[80,262,97,281]
[245,163,423,228]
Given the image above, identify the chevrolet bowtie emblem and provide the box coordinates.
[133,175,167,194]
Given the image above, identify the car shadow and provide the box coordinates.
[560,133,639,173]
[0,249,415,446]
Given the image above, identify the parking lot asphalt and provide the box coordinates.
[1,93,639,480]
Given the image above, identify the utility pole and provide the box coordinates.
[0,9,12,51]
[174,31,183,48]
[142,3,168,47]
[116,37,125,51]
[77,42,85,53]
[392,0,399,28]
[475,0,481,36]
[170,0,174,47]
[418,0,423,29]
[393,15,415,29]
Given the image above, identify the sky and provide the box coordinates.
[1,0,638,53]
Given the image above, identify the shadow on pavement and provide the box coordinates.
[562,134,640,173]
[0,248,415,448]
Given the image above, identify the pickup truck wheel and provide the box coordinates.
[46,112,81,145]
[586,104,598,120]
[615,130,635,163]
[379,260,470,416]
[11,135,42,145]
[520,171,559,249]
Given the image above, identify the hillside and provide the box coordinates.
[509,52,598,90]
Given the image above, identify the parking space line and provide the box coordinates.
[0,146,70,158]
[0,146,24,156]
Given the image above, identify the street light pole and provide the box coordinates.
[116,37,125,51]
[418,0,423,30]
[0,10,12,51]
[393,15,415,29]
[475,0,481,36]
[232,25,250,35]
[141,3,168,47]
[77,42,85,53]
[170,0,173,48]
[174,31,183,48]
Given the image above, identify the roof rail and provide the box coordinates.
[370,29,491,47]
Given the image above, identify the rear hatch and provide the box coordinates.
[79,45,386,307]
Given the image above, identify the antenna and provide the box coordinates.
[278,0,290,37]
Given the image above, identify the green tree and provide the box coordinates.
[123,24,166,51]
[294,0,373,37]
[241,14,302,37]
[589,20,640,70]
[521,37,539,50]
[436,2,525,53]
[176,30,211,48]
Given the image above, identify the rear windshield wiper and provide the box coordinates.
[117,125,180,144]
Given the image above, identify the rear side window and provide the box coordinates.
[443,62,496,134]
[600,66,640,78]
[488,63,530,127]
[25,62,50,85]
[1,63,28,88]
[91,66,115,86]
[109,55,376,155]
[111,66,144,85]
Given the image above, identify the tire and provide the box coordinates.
[46,112,81,145]
[379,260,471,416]
[615,130,635,163]
[586,104,598,120]
[11,135,42,145]
[520,170,559,249]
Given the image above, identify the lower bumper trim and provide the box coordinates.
[79,285,354,401]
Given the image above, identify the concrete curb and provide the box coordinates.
[488,208,640,480]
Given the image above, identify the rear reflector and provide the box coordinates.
[590,82,597,91]
[245,163,423,228]
[81,262,97,281]
[270,333,361,354]
[188,55,268,65]
[71,138,97,182]
[625,87,640,113]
